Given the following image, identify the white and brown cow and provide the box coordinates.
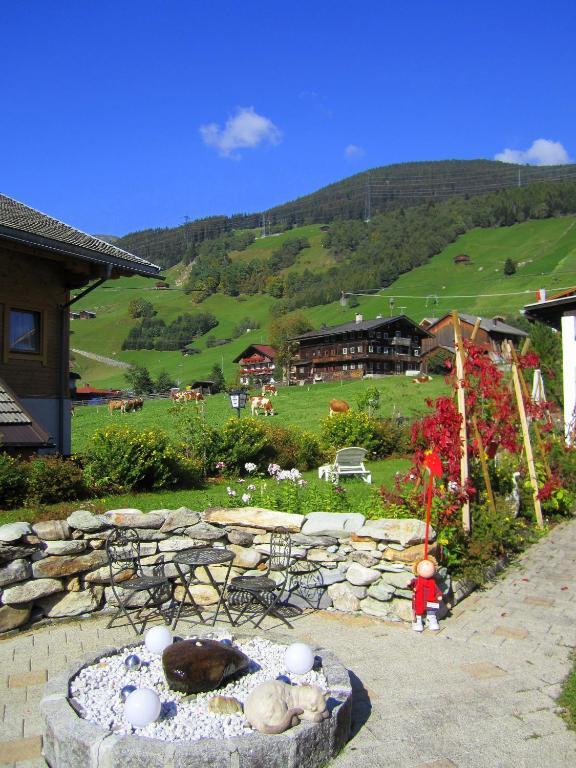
[328,399,350,417]
[261,384,278,397]
[250,396,275,416]
[175,390,204,403]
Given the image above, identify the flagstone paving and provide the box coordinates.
[0,519,575,767]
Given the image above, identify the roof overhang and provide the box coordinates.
[523,296,576,330]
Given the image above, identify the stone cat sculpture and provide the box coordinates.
[243,680,329,734]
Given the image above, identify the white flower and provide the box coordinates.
[226,487,237,497]
[298,479,307,487]
[241,493,251,504]
[448,480,459,493]
[245,462,257,473]
[268,463,280,476]
[247,484,256,491]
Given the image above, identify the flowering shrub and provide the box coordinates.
[261,424,323,471]
[320,411,381,456]
[83,425,186,494]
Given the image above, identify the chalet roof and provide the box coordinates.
[292,315,430,341]
[426,313,528,338]
[233,344,277,363]
[0,194,160,278]
[0,377,51,448]
[523,294,576,330]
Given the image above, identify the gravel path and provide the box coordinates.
[1,518,575,767]
[71,348,131,368]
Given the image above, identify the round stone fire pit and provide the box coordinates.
[40,634,352,768]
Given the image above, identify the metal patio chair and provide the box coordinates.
[105,527,174,635]
[225,527,299,629]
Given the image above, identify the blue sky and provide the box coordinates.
[1,1,574,235]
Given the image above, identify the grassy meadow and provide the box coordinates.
[70,216,576,389]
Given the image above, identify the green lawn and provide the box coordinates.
[559,659,576,730]
[72,376,449,453]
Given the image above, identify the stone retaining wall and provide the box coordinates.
[0,507,451,634]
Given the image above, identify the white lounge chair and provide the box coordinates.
[318,447,372,484]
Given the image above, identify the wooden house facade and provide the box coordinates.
[0,193,160,455]
[233,344,277,386]
[291,314,429,382]
[420,313,528,365]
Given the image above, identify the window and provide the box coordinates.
[357,345,362,353]
[383,347,389,354]
[414,349,420,357]
[368,345,373,353]
[9,310,41,354]
[350,363,356,369]
[342,364,348,370]
[342,347,348,354]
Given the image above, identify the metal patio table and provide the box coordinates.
[171,547,235,629]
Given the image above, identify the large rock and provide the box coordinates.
[32,520,70,541]
[38,587,103,618]
[158,537,211,553]
[185,522,225,541]
[42,540,88,556]
[389,597,414,622]
[0,522,32,542]
[104,585,152,608]
[84,565,134,584]
[0,559,31,587]
[229,545,263,569]
[367,582,395,602]
[31,551,108,579]
[356,519,435,547]
[292,533,339,547]
[348,552,380,568]
[345,562,380,586]
[160,508,201,533]
[3,578,64,604]
[0,544,40,564]
[203,507,304,533]
[360,596,398,620]
[377,570,414,590]
[307,549,345,564]
[328,582,360,612]
[381,540,440,563]
[173,583,220,606]
[0,603,31,632]
[104,510,165,529]
[301,512,365,538]
[67,510,109,533]
[163,639,250,694]
[227,528,255,547]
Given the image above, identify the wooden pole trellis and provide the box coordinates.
[452,311,471,533]
[508,342,552,481]
[505,341,544,528]
[471,414,497,515]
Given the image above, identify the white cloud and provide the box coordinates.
[494,138,570,166]
[200,107,282,158]
[344,144,365,159]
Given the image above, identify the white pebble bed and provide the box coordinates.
[69,634,328,742]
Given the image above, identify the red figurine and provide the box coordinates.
[410,557,443,632]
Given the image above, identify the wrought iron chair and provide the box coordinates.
[105,527,173,635]
[225,527,299,629]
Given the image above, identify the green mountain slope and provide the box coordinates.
[116,160,576,269]
[71,215,576,388]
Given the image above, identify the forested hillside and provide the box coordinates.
[115,160,576,269]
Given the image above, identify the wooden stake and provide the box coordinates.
[508,343,552,481]
[452,311,471,533]
[470,317,482,343]
[506,342,544,528]
[471,414,497,515]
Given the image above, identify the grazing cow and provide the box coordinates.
[175,390,204,403]
[261,384,278,397]
[250,396,275,416]
[108,399,125,413]
[329,399,350,417]
[122,398,144,412]
[412,374,432,385]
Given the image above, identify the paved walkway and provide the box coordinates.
[1,520,575,767]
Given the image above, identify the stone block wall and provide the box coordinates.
[0,507,451,634]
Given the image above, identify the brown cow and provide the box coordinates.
[175,391,204,403]
[329,399,350,417]
[261,384,278,397]
[250,396,275,416]
[108,399,124,413]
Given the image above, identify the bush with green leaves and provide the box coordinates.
[83,425,187,494]
[0,453,29,509]
[26,455,86,505]
[320,411,383,457]
[261,424,323,471]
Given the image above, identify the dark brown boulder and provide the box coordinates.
[162,639,250,695]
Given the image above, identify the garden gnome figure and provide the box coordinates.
[410,557,443,632]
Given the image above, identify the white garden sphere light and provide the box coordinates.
[124,688,161,728]
[284,642,315,675]
[144,625,173,655]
